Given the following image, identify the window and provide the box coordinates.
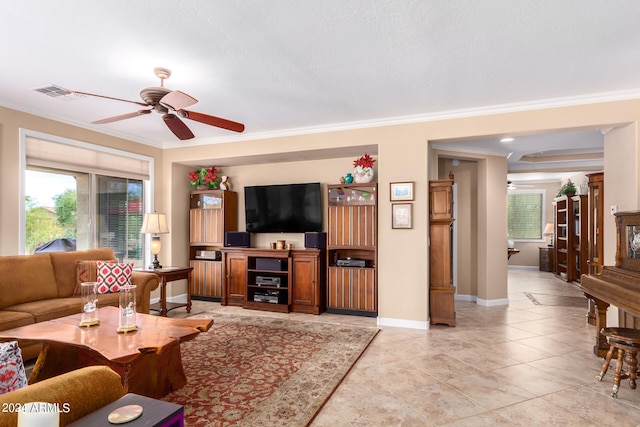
[96,176,144,262]
[22,132,153,266]
[507,190,544,241]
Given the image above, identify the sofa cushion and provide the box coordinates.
[0,341,28,395]
[0,311,35,331]
[96,261,133,294]
[49,248,117,297]
[75,259,118,295]
[6,298,85,323]
[0,253,58,309]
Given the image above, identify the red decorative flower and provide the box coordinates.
[203,167,218,184]
[189,171,202,185]
[189,167,222,189]
[353,153,376,169]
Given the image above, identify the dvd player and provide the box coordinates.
[253,291,287,304]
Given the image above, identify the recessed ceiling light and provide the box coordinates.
[501,137,515,143]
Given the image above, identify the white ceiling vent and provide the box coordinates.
[32,85,84,101]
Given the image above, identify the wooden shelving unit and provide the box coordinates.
[554,194,587,282]
[571,194,588,281]
[188,190,237,301]
[326,183,377,317]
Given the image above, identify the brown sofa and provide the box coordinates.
[0,366,125,426]
[0,248,159,359]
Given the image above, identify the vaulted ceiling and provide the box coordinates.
[3,1,638,176]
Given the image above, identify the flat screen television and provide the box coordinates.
[244,182,322,233]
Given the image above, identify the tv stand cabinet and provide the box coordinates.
[221,247,325,314]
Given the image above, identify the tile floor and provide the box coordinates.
[175,268,640,426]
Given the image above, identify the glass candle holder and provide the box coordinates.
[79,282,99,327]
[117,285,138,333]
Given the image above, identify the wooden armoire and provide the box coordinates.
[429,178,455,326]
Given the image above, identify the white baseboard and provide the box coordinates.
[377,317,429,330]
[151,293,188,305]
[455,294,476,302]
[476,297,509,307]
[508,265,538,270]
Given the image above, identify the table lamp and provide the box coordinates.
[140,212,169,269]
[543,223,554,247]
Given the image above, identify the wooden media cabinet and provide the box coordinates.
[221,247,326,314]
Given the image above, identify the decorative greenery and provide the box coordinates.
[556,179,577,196]
[189,167,221,189]
[353,153,376,171]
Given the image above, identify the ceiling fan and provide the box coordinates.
[507,181,534,190]
[70,67,244,140]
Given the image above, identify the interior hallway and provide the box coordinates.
[180,268,640,426]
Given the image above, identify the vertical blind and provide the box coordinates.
[97,176,144,263]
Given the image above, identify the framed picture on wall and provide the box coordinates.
[390,182,414,201]
[392,203,413,229]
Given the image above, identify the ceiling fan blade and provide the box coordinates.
[163,113,195,140]
[159,90,197,111]
[178,110,245,133]
[69,90,149,107]
[92,109,151,124]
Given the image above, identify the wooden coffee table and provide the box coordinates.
[0,307,212,398]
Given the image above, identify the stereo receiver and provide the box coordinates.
[336,258,368,268]
[256,276,282,286]
[195,250,221,260]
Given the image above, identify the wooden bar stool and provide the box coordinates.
[596,327,640,398]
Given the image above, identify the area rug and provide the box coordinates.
[163,313,379,426]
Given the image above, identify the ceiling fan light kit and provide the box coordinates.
[72,67,244,140]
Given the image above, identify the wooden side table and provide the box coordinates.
[139,266,193,317]
[539,247,555,272]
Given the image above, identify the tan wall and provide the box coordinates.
[604,124,638,265]
[2,98,640,326]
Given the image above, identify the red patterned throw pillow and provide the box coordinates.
[96,261,133,294]
[75,258,118,295]
[0,341,28,394]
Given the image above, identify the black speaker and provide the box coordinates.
[304,232,326,249]
[225,231,251,247]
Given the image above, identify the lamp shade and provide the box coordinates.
[543,223,554,236]
[140,213,169,234]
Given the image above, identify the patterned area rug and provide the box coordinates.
[163,313,379,426]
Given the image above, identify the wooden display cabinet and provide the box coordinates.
[189,190,237,301]
[326,183,377,317]
[429,179,455,326]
